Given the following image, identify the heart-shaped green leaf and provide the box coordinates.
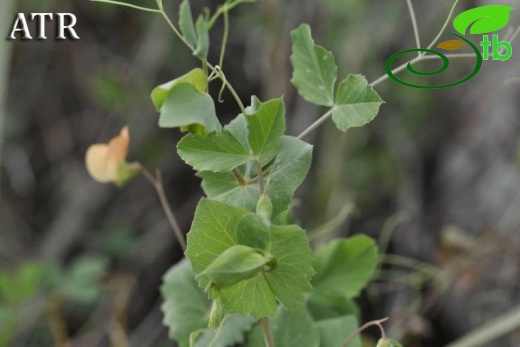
[332,74,384,132]
[185,199,315,319]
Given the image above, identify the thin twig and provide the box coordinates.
[217,69,246,114]
[158,4,195,50]
[341,318,388,347]
[90,0,161,13]
[296,109,333,140]
[406,0,421,54]
[425,0,462,51]
[308,203,355,241]
[142,168,187,251]
[261,317,275,347]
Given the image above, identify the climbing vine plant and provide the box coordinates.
[86,0,406,346]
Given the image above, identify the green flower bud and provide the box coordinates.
[376,338,397,347]
[256,193,273,219]
[208,298,227,328]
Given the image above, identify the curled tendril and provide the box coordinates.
[385,31,483,89]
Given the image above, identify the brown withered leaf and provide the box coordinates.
[437,39,465,51]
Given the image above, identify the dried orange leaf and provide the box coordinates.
[437,40,465,51]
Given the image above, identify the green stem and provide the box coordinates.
[219,9,230,68]
[261,317,275,347]
[231,169,246,186]
[341,318,388,347]
[406,0,421,54]
[90,0,161,13]
[158,7,246,114]
[254,160,265,194]
[296,108,333,140]
[158,4,195,51]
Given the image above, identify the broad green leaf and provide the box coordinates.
[225,114,251,152]
[290,24,337,106]
[194,15,209,60]
[179,0,198,47]
[265,137,312,217]
[316,315,361,347]
[198,171,244,197]
[332,74,384,132]
[236,213,270,250]
[244,96,263,116]
[311,236,378,302]
[245,98,285,165]
[307,296,360,321]
[197,245,275,289]
[263,224,315,310]
[192,315,256,347]
[198,136,312,217]
[186,200,315,319]
[244,307,320,347]
[151,68,208,111]
[219,275,277,319]
[178,131,251,172]
[161,259,209,347]
[186,199,249,276]
[453,5,514,35]
[159,83,221,133]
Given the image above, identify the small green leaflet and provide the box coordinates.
[178,130,251,172]
[290,24,338,107]
[151,68,208,111]
[179,0,198,47]
[197,136,313,217]
[311,235,378,302]
[245,98,285,165]
[178,0,209,60]
[158,83,221,133]
[332,74,384,132]
[316,315,361,347]
[185,199,315,319]
[194,15,210,60]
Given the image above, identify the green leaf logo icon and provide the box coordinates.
[453,5,515,35]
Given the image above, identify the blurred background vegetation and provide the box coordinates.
[1,0,520,346]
